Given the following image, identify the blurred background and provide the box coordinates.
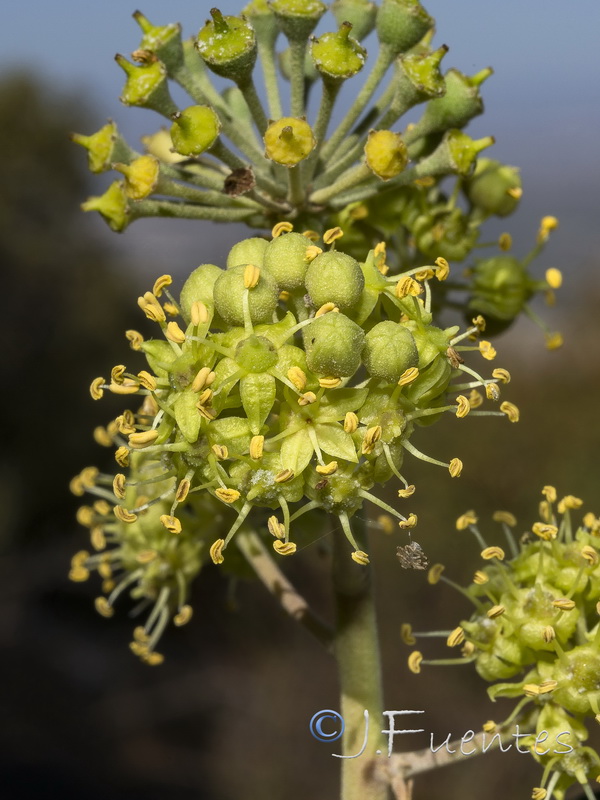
[0,1,599,798]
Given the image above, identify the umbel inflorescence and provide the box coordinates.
[71,225,518,663]
[404,491,600,800]
[72,0,562,344]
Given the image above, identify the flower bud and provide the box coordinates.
[463,158,522,217]
[412,206,479,261]
[331,0,377,41]
[264,118,316,166]
[467,256,530,324]
[170,105,221,156]
[269,0,327,41]
[179,263,223,320]
[227,237,269,269]
[81,180,130,232]
[132,10,184,74]
[70,120,133,174]
[376,0,433,54]
[115,53,178,116]
[311,23,367,82]
[196,10,257,82]
[365,130,408,180]
[213,264,279,326]
[362,321,418,382]
[305,251,365,312]
[263,232,311,289]
[305,313,365,377]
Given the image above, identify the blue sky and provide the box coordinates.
[1,0,599,276]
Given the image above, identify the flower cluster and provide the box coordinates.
[71,225,517,661]
[404,490,600,799]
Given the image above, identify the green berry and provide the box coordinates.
[305,251,365,311]
[263,232,311,289]
[170,105,220,156]
[311,23,367,82]
[227,237,269,269]
[362,321,418,382]
[304,313,365,377]
[196,10,257,81]
[213,264,279,326]
[179,263,223,320]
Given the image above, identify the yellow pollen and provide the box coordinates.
[114,505,137,524]
[90,377,105,400]
[93,426,114,447]
[449,458,463,478]
[400,623,416,645]
[481,546,505,561]
[351,550,370,565]
[552,598,576,611]
[94,500,111,516]
[113,473,127,500]
[500,401,519,423]
[174,605,193,626]
[415,268,435,281]
[447,627,465,648]
[468,389,483,408]
[532,522,558,541]
[165,321,186,344]
[249,435,264,460]
[163,302,179,316]
[191,367,212,392]
[145,651,165,666]
[175,479,191,503]
[363,425,382,449]
[343,411,359,434]
[279,290,291,301]
[69,476,85,497]
[111,364,126,384]
[267,516,286,539]
[191,300,210,326]
[323,227,344,245]
[76,507,94,527]
[215,488,241,504]
[211,444,229,460]
[319,376,342,389]
[138,292,166,323]
[287,366,307,391]
[473,570,488,585]
[479,340,496,360]
[408,651,423,674]
[491,368,510,384]
[94,596,114,618]
[398,485,416,499]
[137,370,157,391]
[243,264,261,289]
[298,391,317,406]
[487,604,505,619]
[210,538,225,564]
[305,245,323,262]
[316,461,338,476]
[115,446,130,467]
[542,626,556,643]
[125,330,144,350]
[471,315,486,332]
[160,514,182,534]
[302,229,320,240]
[485,383,500,401]
[545,268,562,289]
[531,789,547,800]
[584,513,600,534]
[272,221,294,238]
[90,527,106,550]
[427,564,445,585]
[68,566,90,582]
[273,540,297,556]
[274,469,295,484]
[315,302,339,317]
[542,485,557,503]
[492,511,517,527]
[395,276,423,298]
[152,274,173,297]
[456,510,478,530]
[128,430,159,449]
[398,367,419,386]
[398,513,418,529]
[455,395,471,418]
[545,332,563,350]
[557,494,583,513]
[109,379,139,395]
[482,721,496,734]
[498,232,512,251]
[377,514,395,534]
[537,215,559,242]
[434,257,450,280]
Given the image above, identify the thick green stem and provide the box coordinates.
[333,525,389,800]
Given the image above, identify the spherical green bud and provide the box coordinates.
[263,232,311,289]
[331,0,377,41]
[375,0,433,54]
[196,10,257,81]
[311,23,367,82]
[463,158,522,217]
[179,263,222,319]
[362,321,418,382]
[365,130,408,180]
[468,256,530,323]
[213,264,279,326]
[305,251,365,312]
[269,0,327,41]
[227,237,269,269]
[264,118,316,166]
[81,180,130,232]
[412,206,479,261]
[305,313,365,377]
[132,10,184,74]
[170,105,221,156]
[115,53,178,116]
[70,121,133,174]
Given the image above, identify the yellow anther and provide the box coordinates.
[90,377,105,400]
[473,570,488,585]
[316,461,338,476]
[128,429,159,449]
[343,411,359,434]
[351,550,370,565]
[115,414,135,435]
[139,395,159,417]
[398,513,418,530]
[98,562,112,580]
[319,376,342,389]
[138,292,166,323]
[210,538,225,564]
[109,379,139,395]
[94,596,114,618]
[397,624,418,650]
[174,605,193,626]
[190,300,209,326]
[211,444,229,460]
[165,321,186,344]
[287,366,307,391]
[408,651,423,674]
[531,789,547,800]
[538,215,559,242]
[137,370,157,391]
[267,516,286,539]
[115,446,130,467]
[93,426,114,446]
[114,505,137,524]
[191,367,212,393]
[160,514,182,534]
[471,315,486,332]
[363,425,382,450]
[492,511,517,527]
[427,563,445,585]
[447,627,465,648]
[69,476,85,497]
[243,264,261,289]
[175,479,190,503]
[305,245,323,262]
[523,684,541,697]
[68,566,90,582]
[449,458,463,478]
[540,500,553,521]
[542,485,557,503]
[125,329,144,350]
[398,367,419,386]
[272,221,294,238]
[498,232,512,251]
[90,527,106,551]
[273,540,298,556]
[415,268,435,281]
[492,368,511,384]
[279,290,291,301]
[455,395,471,418]
[129,641,148,657]
[136,549,158,564]
[584,513,600,533]
[482,721,496,734]
[152,274,173,297]
[398,485,416,499]
[274,469,295,484]
[302,229,320,241]
[113,473,127,500]
[487,604,505,619]
[94,500,111,516]
[545,268,562,289]
[479,340,496,361]
[456,510,478,530]
[323,227,344,245]
[71,549,89,567]
[215,488,241,504]
[145,651,165,666]
[557,494,583,513]
[163,302,179,316]
[552,598,576,611]
[395,276,423,298]
[481,546,505,561]
[315,302,339,317]
[542,626,556,643]
[111,365,127,384]
[298,391,317,406]
[545,332,563,351]
[377,514,395,534]
[500,401,520,423]
[532,522,558,540]
[249,435,264,460]
[430,256,450,281]
[468,389,483,408]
